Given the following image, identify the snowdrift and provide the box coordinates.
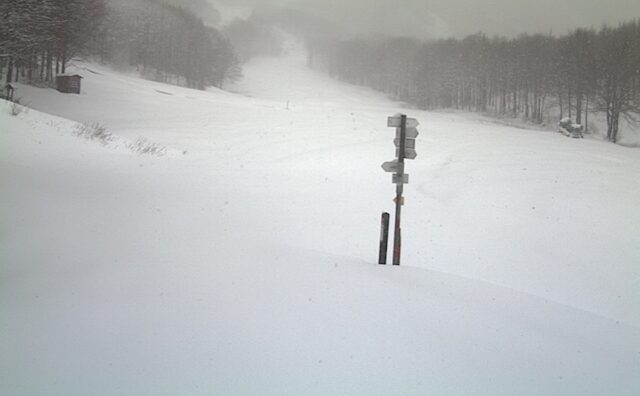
[1,45,639,395]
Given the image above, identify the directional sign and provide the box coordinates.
[394,138,416,149]
[382,113,421,266]
[381,160,403,173]
[392,173,409,184]
[388,116,419,128]
[396,148,417,160]
[397,127,419,139]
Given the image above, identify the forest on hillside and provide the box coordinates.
[307,22,640,143]
[0,0,241,90]
[2,1,639,142]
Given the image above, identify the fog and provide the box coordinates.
[215,0,640,38]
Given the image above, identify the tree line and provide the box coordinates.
[308,21,640,143]
[0,0,105,83]
[1,0,241,90]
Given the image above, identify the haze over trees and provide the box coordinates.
[0,0,241,90]
[2,1,639,141]
[165,0,221,26]
[0,0,106,82]
[92,0,240,89]
[222,17,284,62]
[308,21,640,143]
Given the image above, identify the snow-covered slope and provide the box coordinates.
[1,44,639,395]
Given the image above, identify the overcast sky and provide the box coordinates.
[215,0,640,38]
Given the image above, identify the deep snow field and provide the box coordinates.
[1,43,639,395]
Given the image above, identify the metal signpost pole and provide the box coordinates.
[381,113,418,267]
[392,115,407,265]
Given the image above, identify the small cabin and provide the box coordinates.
[56,74,83,94]
[4,83,15,101]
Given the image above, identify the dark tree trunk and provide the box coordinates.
[576,93,583,124]
[6,57,13,83]
[61,47,67,74]
[46,51,53,81]
[584,95,589,132]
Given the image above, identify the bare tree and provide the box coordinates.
[594,21,640,142]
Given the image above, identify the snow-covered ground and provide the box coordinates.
[1,43,639,395]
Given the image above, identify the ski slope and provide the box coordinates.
[1,43,639,395]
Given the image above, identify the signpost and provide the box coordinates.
[396,148,417,160]
[388,116,419,129]
[379,114,419,266]
[400,127,419,139]
[392,174,409,184]
[381,160,402,173]
[394,138,416,149]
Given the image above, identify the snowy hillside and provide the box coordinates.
[1,44,639,395]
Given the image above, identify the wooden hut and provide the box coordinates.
[4,83,14,101]
[56,74,83,94]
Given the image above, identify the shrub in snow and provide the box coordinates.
[73,122,113,145]
[10,99,23,117]
[126,137,167,157]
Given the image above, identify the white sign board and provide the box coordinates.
[388,116,419,128]
[392,173,409,184]
[381,160,403,173]
[397,148,417,160]
[394,138,416,149]
[397,127,419,139]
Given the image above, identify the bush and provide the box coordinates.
[126,136,167,156]
[10,100,23,116]
[73,122,113,145]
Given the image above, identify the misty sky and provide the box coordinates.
[216,0,640,38]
